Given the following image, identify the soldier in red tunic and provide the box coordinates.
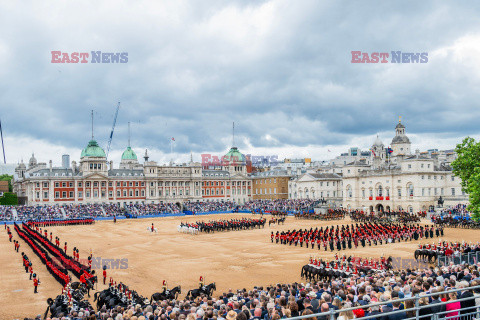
[33,274,39,293]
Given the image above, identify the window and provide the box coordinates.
[86,191,90,198]
[36,192,40,199]
[408,184,414,197]
[451,188,455,196]
[44,191,48,198]
[94,190,98,197]
[408,164,411,169]
[78,182,82,187]
[117,190,121,197]
[362,189,365,198]
[451,176,455,181]
[55,182,59,188]
[397,188,401,197]
[86,182,90,187]
[101,181,106,187]
[62,182,66,187]
[62,191,66,198]
[94,182,98,187]
[43,182,48,188]
[79,191,83,198]
[55,192,59,199]
[69,191,74,198]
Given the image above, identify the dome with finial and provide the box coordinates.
[17,160,26,169]
[373,135,384,147]
[28,153,37,167]
[80,139,106,158]
[223,147,246,165]
[121,146,137,160]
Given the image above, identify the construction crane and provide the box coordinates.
[105,102,120,162]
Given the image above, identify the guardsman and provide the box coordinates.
[151,223,155,232]
[50,232,53,242]
[199,276,204,288]
[162,280,167,290]
[64,242,67,253]
[102,265,107,285]
[29,262,33,280]
[271,231,274,243]
[33,274,39,293]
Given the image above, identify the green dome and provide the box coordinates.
[121,146,137,160]
[80,140,106,158]
[223,147,245,164]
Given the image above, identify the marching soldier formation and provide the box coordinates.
[179,218,266,233]
[26,218,94,227]
[271,222,443,251]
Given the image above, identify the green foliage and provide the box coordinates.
[452,137,480,221]
[0,174,13,192]
[0,192,18,205]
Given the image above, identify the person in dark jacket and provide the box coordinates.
[429,288,446,319]
[386,300,407,320]
[459,284,476,320]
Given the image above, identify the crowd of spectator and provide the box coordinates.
[29,261,480,320]
[183,201,238,213]
[127,203,182,215]
[240,199,320,213]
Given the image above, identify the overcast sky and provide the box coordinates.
[1,1,480,166]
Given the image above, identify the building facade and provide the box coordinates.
[288,173,343,206]
[342,120,468,212]
[13,140,252,206]
[252,170,290,200]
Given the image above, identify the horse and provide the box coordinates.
[147,227,158,233]
[414,249,438,263]
[151,285,181,302]
[186,282,216,299]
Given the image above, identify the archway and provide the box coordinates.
[369,205,374,213]
[385,206,391,212]
[376,204,384,213]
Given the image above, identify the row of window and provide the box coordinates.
[47,189,148,199]
[255,178,277,184]
[350,187,460,199]
[203,188,250,196]
[290,191,335,198]
[255,188,277,195]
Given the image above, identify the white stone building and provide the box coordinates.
[288,173,343,206]
[342,120,468,212]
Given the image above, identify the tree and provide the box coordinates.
[452,137,480,221]
[0,192,17,205]
[0,174,13,192]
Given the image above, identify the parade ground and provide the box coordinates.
[2,213,480,319]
